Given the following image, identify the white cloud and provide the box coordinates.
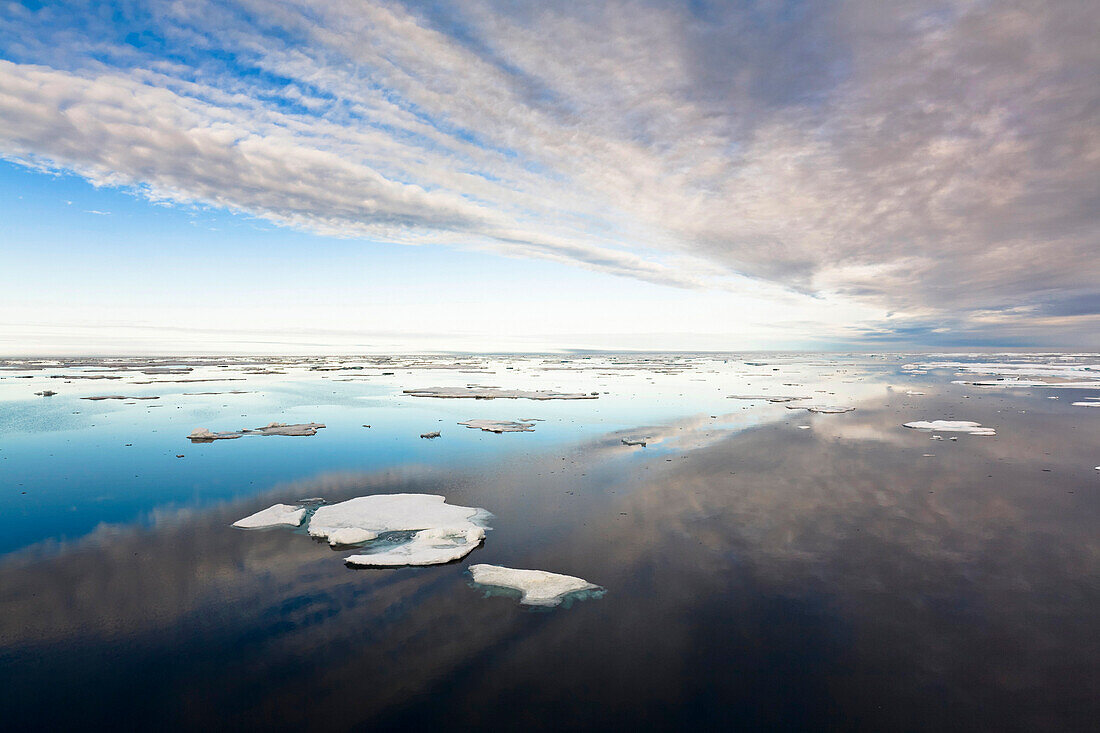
[0,0,1097,343]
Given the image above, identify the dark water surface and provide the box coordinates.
[0,354,1097,730]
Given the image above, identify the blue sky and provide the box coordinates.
[1,0,1098,353]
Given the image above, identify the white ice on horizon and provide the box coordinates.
[727,394,808,402]
[404,386,597,400]
[307,494,491,552]
[246,422,326,436]
[232,503,306,529]
[459,419,536,433]
[81,395,160,401]
[785,404,855,414]
[468,564,601,607]
[903,420,996,436]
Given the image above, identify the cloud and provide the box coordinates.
[0,0,1098,341]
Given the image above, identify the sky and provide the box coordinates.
[1,0,1098,354]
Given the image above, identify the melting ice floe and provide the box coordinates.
[468,564,602,607]
[233,493,492,568]
[188,422,326,441]
[459,419,535,433]
[403,387,597,400]
[903,420,996,436]
[232,503,306,528]
[303,493,488,556]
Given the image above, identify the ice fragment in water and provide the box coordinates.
[903,420,996,436]
[233,503,306,528]
[468,564,602,607]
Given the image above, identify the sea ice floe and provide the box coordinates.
[1072,399,1100,407]
[307,493,491,552]
[232,503,306,529]
[246,422,326,436]
[459,419,536,433]
[903,420,996,436]
[468,564,602,607]
[188,428,242,441]
[81,395,159,401]
[785,404,855,414]
[404,387,597,400]
[187,422,325,441]
[727,394,808,402]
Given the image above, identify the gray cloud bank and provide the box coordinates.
[1,0,1098,341]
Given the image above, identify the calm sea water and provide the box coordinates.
[0,354,1096,730]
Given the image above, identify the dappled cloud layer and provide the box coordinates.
[1,1,1099,342]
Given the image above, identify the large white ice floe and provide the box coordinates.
[233,503,306,529]
[403,386,597,400]
[188,422,325,441]
[903,420,996,436]
[458,419,535,433]
[307,493,491,554]
[468,564,602,607]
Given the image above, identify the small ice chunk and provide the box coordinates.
[420,431,441,439]
[458,419,535,433]
[1072,401,1100,407]
[621,437,648,447]
[797,425,811,429]
[233,503,306,529]
[345,527,486,567]
[469,564,602,607]
[903,420,996,436]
